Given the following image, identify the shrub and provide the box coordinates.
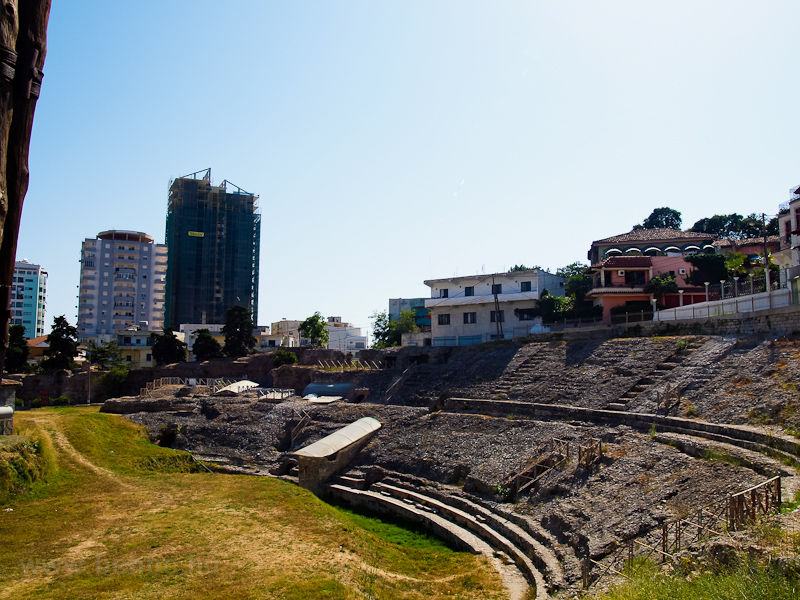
[14,397,22,408]
[273,350,298,367]
[31,398,41,409]
[676,339,689,353]
[95,365,130,399]
[50,396,71,406]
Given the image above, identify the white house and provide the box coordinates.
[423,269,566,346]
[325,316,367,354]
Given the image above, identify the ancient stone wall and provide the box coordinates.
[8,349,350,405]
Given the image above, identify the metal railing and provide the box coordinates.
[256,388,295,400]
[317,359,383,370]
[140,377,249,397]
[656,288,791,321]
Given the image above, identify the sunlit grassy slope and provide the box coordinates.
[0,407,505,600]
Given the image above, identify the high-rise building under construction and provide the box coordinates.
[165,169,261,328]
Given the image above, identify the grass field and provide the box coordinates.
[0,407,506,600]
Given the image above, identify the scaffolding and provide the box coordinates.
[165,169,261,328]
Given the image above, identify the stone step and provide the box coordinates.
[606,403,628,411]
[372,482,551,594]
[326,484,531,599]
[336,475,367,490]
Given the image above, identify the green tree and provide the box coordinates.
[556,262,589,279]
[509,264,542,272]
[635,207,682,230]
[41,316,79,372]
[767,216,779,236]
[643,274,679,300]
[724,251,749,277]
[565,274,594,303]
[298,312,329,347]
[192,328,223,361]
[689,212,772,240]
[87,340,123,369]
[223,305,256,357]
[685,253,728,285]
[5,324,29,373]
[273,349,298,367]
[371,309,420,349]
[95,364,130,399]
[152,327,187,366]
[371,311,393,349]
[533,289,574,323]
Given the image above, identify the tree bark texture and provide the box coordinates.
[0,0,51,377]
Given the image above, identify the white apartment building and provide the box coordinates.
[12,260,47,338]
[77,230,167,343]
[325,316,367,354]
[424,269,566,346]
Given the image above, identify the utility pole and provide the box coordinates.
[0,0,52,377]
[492,275,503,340]
[761,212,771,307]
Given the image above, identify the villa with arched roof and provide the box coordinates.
[588,228,717,265]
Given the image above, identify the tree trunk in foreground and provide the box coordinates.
[0,0,51,377]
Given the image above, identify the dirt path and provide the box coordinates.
[30,417,133,489]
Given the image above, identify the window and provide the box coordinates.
[465,286,474,297]
[463,312,476,324]
[146,353,152,361]
[438,314,451,325]
[520,281,531,292]
[517,309,536,321]
[490,310,505,322]
[492,284,502,295]
[440,288,449,298]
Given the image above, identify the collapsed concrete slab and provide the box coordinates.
[293,417,381,494]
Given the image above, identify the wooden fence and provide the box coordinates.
[584,475,783,589]
[506,437,601,499]
[578,438,602,468]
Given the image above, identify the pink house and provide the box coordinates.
[585,256,706,324]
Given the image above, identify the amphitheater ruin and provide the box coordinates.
[99,332,800,598]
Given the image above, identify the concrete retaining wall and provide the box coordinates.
[618,304,800,338]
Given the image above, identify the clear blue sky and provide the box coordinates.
[17,1,800,338]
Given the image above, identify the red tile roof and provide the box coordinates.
[593,228,717,244]
[27,335,48,347]
[712,236,780,247]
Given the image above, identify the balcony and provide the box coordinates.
[424,289,540,309]
[587,284,647,296]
